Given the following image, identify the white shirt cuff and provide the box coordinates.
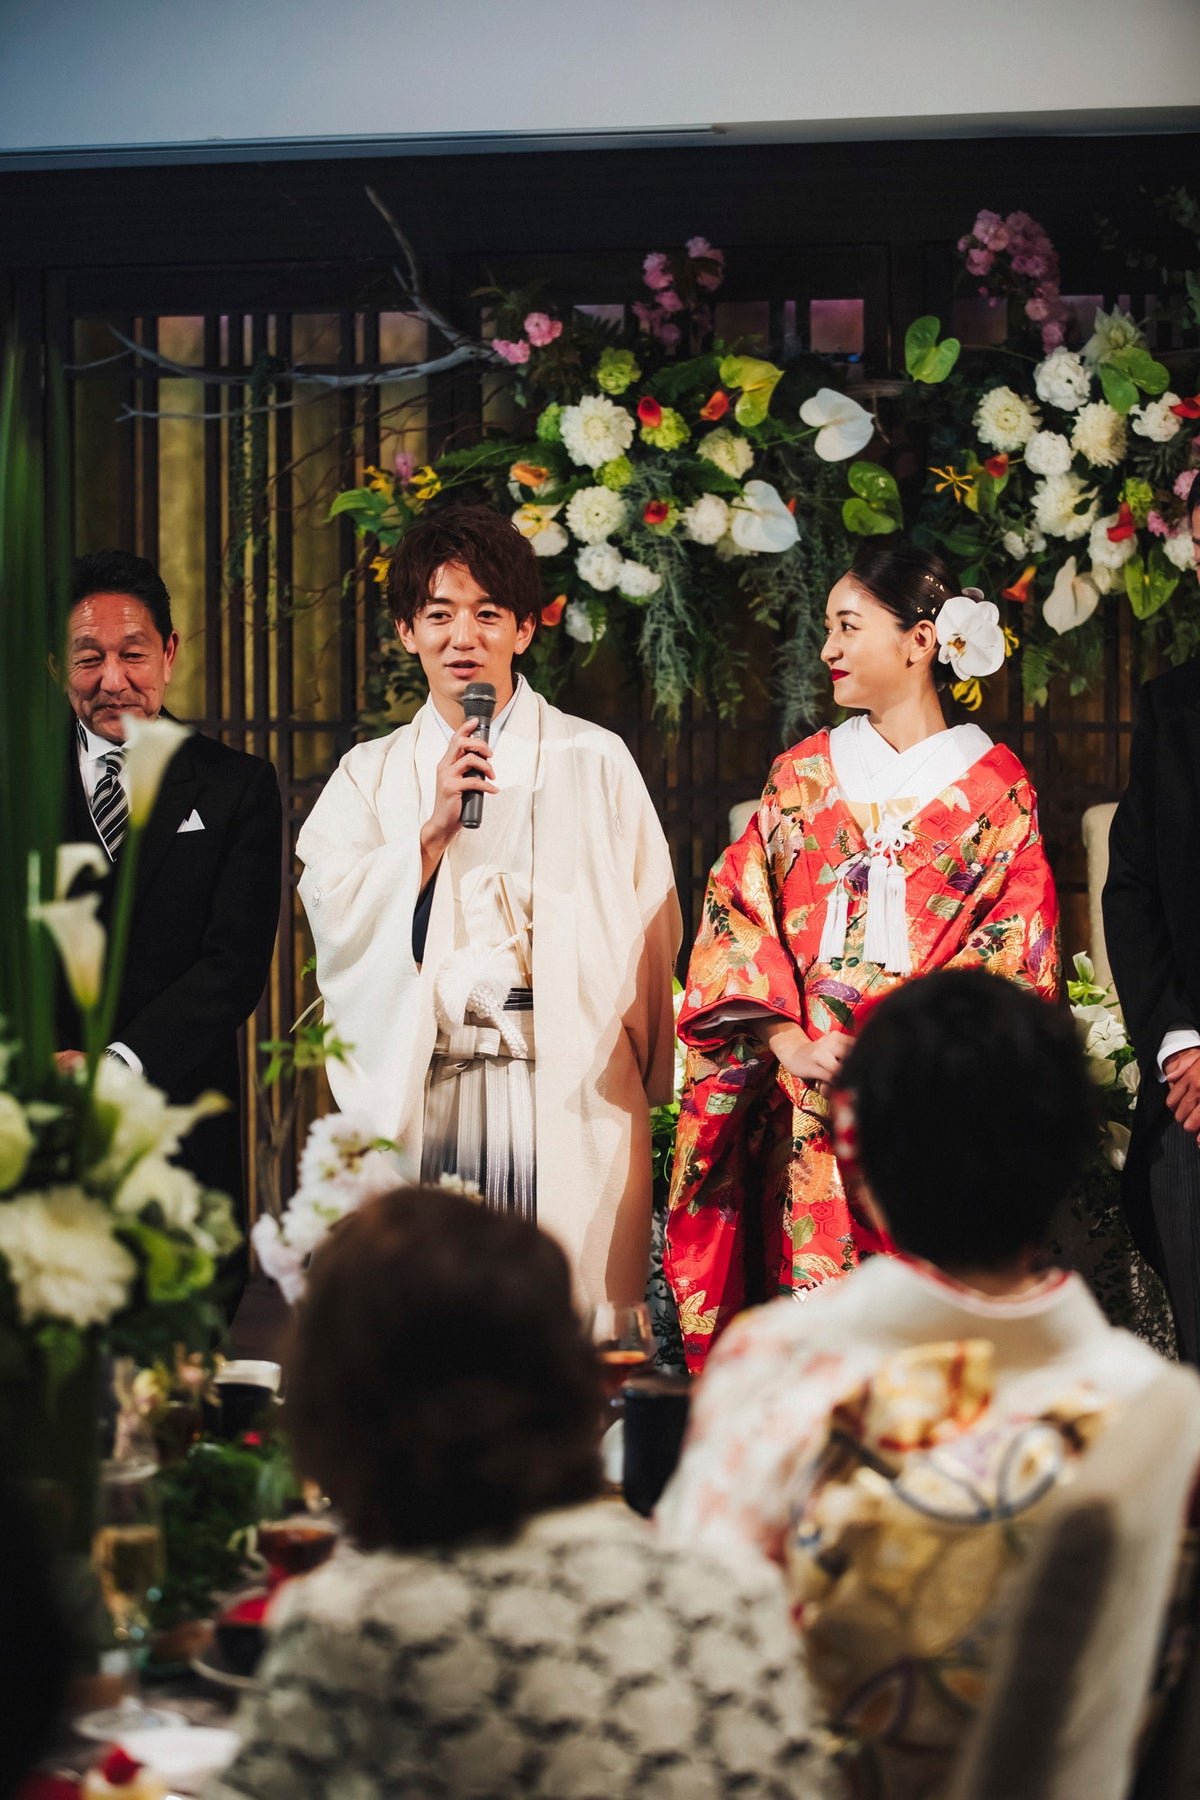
[105,1041,144,1075]
[1158,1029,1200,1081]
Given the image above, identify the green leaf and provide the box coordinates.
[1110,346,1170,396]
[848,462,900,509]
[1187,271,1200,331]
[34,1321,84,1402]
[905,316,960,384]
[843,497,898,535]
[118,1221,215,1303]
[1099,362,1139,415]
[792,1214,816,1249]
[327,489,381,520]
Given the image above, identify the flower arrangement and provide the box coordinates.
[332,237,874,734]
[1067,952,1140,1172]
[859,205,1200,709]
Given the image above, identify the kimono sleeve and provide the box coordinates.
[943,810,1061,1002]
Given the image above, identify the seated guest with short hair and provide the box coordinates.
[657,969,1191,1799]
[211,1187,836,1800]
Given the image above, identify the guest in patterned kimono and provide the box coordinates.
[665,539,1060,1369]
[298,507,680,1308]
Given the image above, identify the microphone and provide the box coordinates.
[460,681,496,830]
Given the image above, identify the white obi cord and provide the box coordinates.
[819,716,991,975]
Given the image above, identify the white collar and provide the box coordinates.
[78,719,125,762]
[428,674,525,746]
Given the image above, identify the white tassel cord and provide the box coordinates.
[818,874,851,964]
[861,823,914,975]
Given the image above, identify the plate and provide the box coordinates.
[116,1725,241,1793]
[189,1640,260,1694]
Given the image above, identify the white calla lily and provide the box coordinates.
[1042,556,1100,636]
[54,842,108,899]
[799,388,875,461]
[729,480,800,554]
[935,595,1005,679]
[29,893,106,1010]
[122,715,191,826]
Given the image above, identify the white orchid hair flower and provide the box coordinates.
[729,480,800,554]
[935,592,1006,680]
[122,715,191,827]
[799,388,875,461]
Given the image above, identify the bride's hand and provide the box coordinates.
[755,1019,852,1091]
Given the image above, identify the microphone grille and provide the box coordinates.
[463,681,497,714]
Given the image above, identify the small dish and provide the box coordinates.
[115,1726,240,1793]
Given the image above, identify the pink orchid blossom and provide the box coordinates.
[393,450,416,483]
[643,252,673,291]
[523,312,562,348]
[493,338,531,365]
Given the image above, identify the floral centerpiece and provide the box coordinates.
[332,237,874,737]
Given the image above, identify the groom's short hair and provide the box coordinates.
[388,505,543,634]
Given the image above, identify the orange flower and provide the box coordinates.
[699,391,730,421]
[510,461,551,488]
[644,500,670,525]
[1169,394,1200,419]
[1002,564,1036,604]
[1107,502,1136,542]
[983,454,1009,479]
[637,396,663,428]
[541,595,566,626]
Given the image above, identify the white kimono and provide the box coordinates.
[296,680,682,1306]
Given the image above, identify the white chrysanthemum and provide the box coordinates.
[1023,431,1073,477]
[1002,525,1047,558]
[1082,306,1146,368]
[1033,347,1092,414]
[576,543,624,592]
[1088,515,1137,572]
[0,1188,136,1327]
[113,1154,202,1231]
[0,1093,33,1192]
[564,485,626,544]
[681,493,731,545]
[1031,471,1098,541]
[616,560,663,600]
[974,385,1040,451]
[558,394,636,469]
[1070,402,1127,469]
[1131,393,1183,443]
[564,600,601,644]
[697,428,754,481]
[1165,528,1196,571]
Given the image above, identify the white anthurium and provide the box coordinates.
[29,893,106,1010]
[511,502,569,558]
[935,595,1005,679]
[1043,556,1100,636]
[729,480,800,554]
[123,715,191,827]
[54,842,108,899]
[799,388,875,461]
[1105,1121,1132,1172]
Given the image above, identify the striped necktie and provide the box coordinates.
[91,742,129,860]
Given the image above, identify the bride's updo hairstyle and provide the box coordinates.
[848,538,959,689]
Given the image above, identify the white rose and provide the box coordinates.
[576,543,624,592]
[564,600,600,644]
[974,385,1040,452]
[0,1093,34,1192]
[113,1154,202,1231]
[1034,348,1092,413]
[616,560,663,600]
[564,486,626,544]
[1131,393,1182,443]
[1088,515,1137,572]
[697,428,754,481]
[559,394,636,469]
[681,493,731,545]
[1023,431,1073,477]
[1003,525,1047,558]
[0,1187,136,1327]
[1165,528,1196,571]
[1032,472,1097,541]
[1070,401,1127,469]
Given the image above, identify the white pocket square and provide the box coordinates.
[177,809,205,834]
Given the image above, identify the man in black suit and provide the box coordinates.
[58,550,282,1254]
[1104,479,1200,1363]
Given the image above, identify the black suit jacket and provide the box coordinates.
[59,719,283,1210]
[1102,659,1200,1267]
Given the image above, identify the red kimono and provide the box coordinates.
[665,729,1060,1372]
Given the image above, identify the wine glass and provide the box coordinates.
[255,1515,338,1590]
[589,1303,656,1423]
[74,1458,184,1739]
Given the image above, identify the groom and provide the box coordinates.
[1104,477,1200,1363]
[297,505,680,1306]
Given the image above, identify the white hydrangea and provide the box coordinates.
[564,486,626,544]
[974,385,1040,451]
[681,493,731,545]
[0,1188,137,1327]
[1023,431,1073,478]
[1034,347,1092,413]
[1070,402,1127,468]
[559,394,636,469]
[616,560,663,600]
[697,428,754,481]
[113,1154,202,1232]
[1165,528,1196,571]
[576,542,624,592]
[1131,393,1182,443]
[1031,471,1098,541]
[1088,515,1137,572]
[1002,525,1047,558]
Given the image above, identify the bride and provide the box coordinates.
[665,538,1060,1370]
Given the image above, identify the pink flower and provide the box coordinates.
[632,301,657,329]
[1147,510,1170,538]
[966,248,994,277]
[523,312,562,348]
[393,450,415,483]
[1041,321,1065,352]
[493,338,531,365]
[973,209,1004,244]
[988,224,1010,253]
[658,321,682,351]
[658,288,684,314]
[643,251,673,291]
[686,235,723,262]
[1025,294,1050,323]
[1175,470,1199,499]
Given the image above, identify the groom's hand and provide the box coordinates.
[419,718,497,885]
[1165,1046,1200,1140]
